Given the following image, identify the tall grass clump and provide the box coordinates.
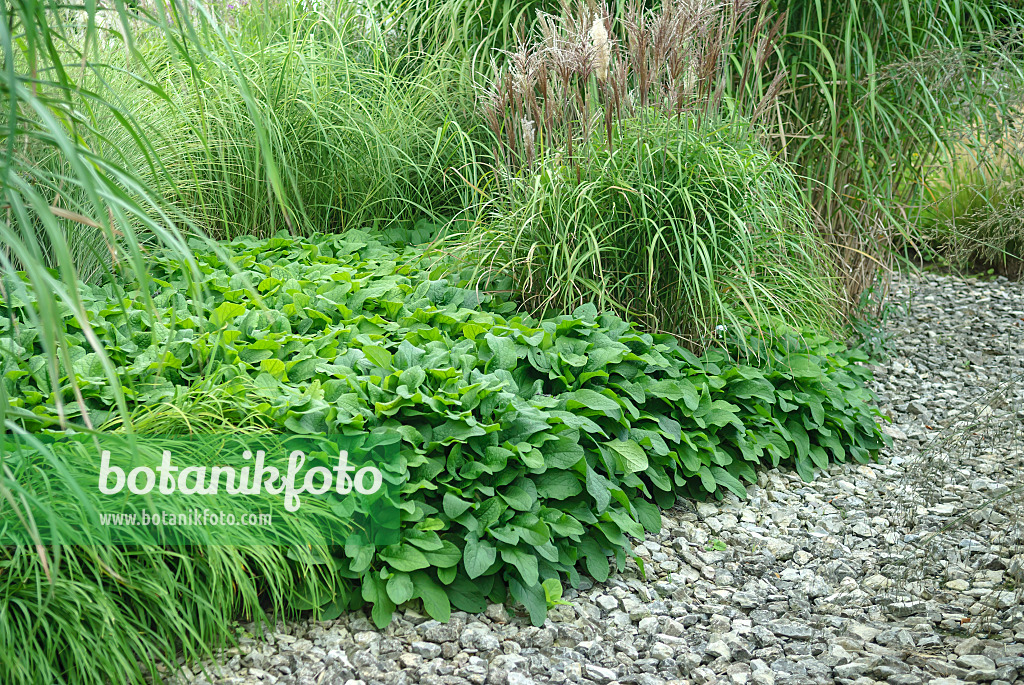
[913,124,1024,277]
[0,463,340,685]
[378,0,555,72]
[390,0,1024,309]
[724,0,1024,306]
[941,177,1024,277]
[463,0,837,346]
[6,0,479,279]
[157,1,477,237]
[0,375,344,685]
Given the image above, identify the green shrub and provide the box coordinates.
[3,231,888,639]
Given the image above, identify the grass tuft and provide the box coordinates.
[460,0,837,345]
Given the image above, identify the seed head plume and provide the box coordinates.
[522,117,537,169]
[590,15,611,81]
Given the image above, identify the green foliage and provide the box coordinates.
[464,0,837,342]
[725,0,1024,303]
[385,0,1024,306]
[915,151,1024,277]
[2,0,479,281]
[0,3,902,679]
[466,112,838,343]
[705,539,727,552]
[378,0,557,74]
[3,232,889,638]
[0,518,339,685]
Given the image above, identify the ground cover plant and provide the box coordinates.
[2,232,888,673]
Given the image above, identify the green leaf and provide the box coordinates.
[787,354,824,380]
[819,432,845,461]
[485,333,521,370]
[534,470,582,499]
[809,444,829,470]
[387,572,415,605]
[633,498,662,533]
[794,452,814,482]
[260,358,287,379]
[710,466,746,498]
[703,400,741,428]
[422,541,461,568]
[645,378,699,410]
[786,419,810,461]
[461,323,488,340]
[437,565,458,585]
[346,543,374,574]
[542,578,564,607]
[443,492,473,519]
[606,439,648,473]
[362,344,393,369]
[580,537,610,582]
[379,544,430,572]
[210,301,247,326]
[362,573,396,628]
[412,571,451,622]
[564,389,622,418]
[677,444,702,472]
[394,340,425,369]
[463,534,496,579]
[447,576,488,613]
[585,465,612,513]
[509,576,547,627]
[500,546,539,586]
[500,480,537,511]
[542,432,584,469]
[730,377,775,403]
[405,529,444,551]
[697,465,717,493]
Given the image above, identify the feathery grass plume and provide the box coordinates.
[481,0,782,174]
[590,13,611,81]
[394,0,1024,306]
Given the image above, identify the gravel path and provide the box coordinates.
[169,272,1024,685]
